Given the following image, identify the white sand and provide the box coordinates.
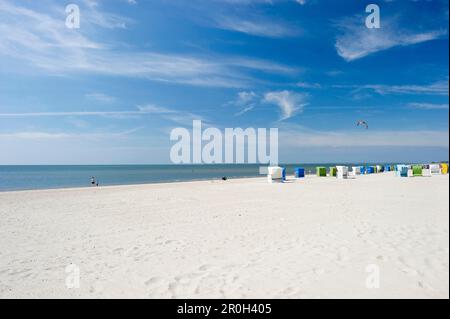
[0,172,448,299]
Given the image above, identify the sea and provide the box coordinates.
[0,163,390,192]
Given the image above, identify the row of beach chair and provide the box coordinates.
[267,163,448,182]
[394,163,448,177]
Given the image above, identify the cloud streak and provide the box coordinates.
[85,92,117,103]
[408,103,449,110]
[0,110,155,118]
[263,90,308,120]
[333,80,449,96]
[335,15,446,61]
[215,16,301,38]
[279,125,449,148]
[0,127,144,141]
[0,1,297,88]
[0,105,208,127]
[226,91,258,116]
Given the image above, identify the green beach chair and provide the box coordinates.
[329,167,337,177]
[316,167,326,177]
[413,165,423,177]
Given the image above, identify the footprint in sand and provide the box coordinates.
[337,247,350,262]
[313,268,325,275]
[281,287,297,296]
[198,264,213,272]
[113,248,124,254]
[402,267,419,276]
[397,257,421,276]
[144,277,163,286]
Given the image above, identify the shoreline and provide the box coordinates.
[0,171,402,194]
[0,175,268,194]
[6,163,449,193]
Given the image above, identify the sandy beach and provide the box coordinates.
[0,172,448,299]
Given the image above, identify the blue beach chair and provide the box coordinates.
[295,168,305,178]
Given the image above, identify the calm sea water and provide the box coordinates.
[0,163,383,192]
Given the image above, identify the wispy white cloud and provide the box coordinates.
[0,105,205,125]
[333,80,449,96]
[215,16,301,38]
[335,15,446,61]
[227,91,258,107]
[408,102,449,110]
[227,91,258,116]
[236,91,258,105]
[234,105,255,116]
[263,90,308,120]
[135,104,209,127]
[0,0,102,51]
[0,103,208,139]
[81,0,134,29]
[228,89,311,118]
[136,104,176,114]
[0,1,297,88]
[0,104,200,118]
[85,92,117,103]
[296,82,321,89]
[279,124,449,147]
[0,110,149,118]
[0,127,144,141]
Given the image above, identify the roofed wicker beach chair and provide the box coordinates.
[336,166,349,179]
[267,166,284,183]
[316,167,326,177]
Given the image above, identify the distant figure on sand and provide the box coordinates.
[90,177,98,187]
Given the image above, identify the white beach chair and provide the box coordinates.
[352,166,361,175]
[267,166,283,183]
[336,166,349,179]
[422,169,432,177]
[430,164,441,175]
[407,169,414,177]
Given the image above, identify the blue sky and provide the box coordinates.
[0,0,448,164]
